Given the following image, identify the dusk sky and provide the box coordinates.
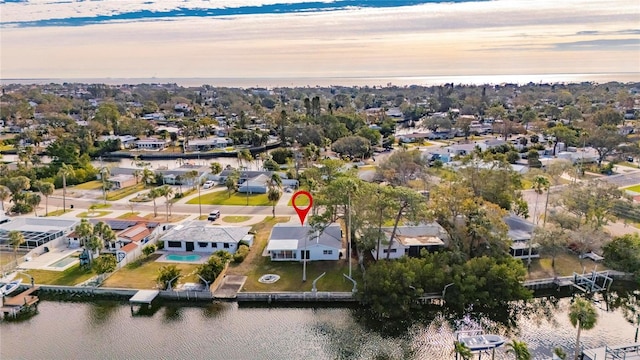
[1,0,638,85]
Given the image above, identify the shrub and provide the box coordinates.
[142,244,156,257]
[92,255,117,274]
[233,245,250,263]
[238,239,251,248]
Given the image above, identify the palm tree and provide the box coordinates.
[210,162,222,175]
[75,219,94,247]
[506,339,531,360]
[8,230,25,261]
[34,181,54,216]
[141,168,155,188]
[452,341,472,360]
[26,192,41,217]
[528,174,550,266]
[158,185,174,221]
[148,188,161,217]
[133,169,142,184]
[570,297,598,360]
[0,185,10,213]
[99,166,111,204]
[268,187,282,218]
[58,163,74,212]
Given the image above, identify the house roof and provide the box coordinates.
[161,222,251,243]
[266,239,298,251]
[90,219,159,231]
[0,217,78,233]
[120,242,138,253]
[119,224,151,242]
[504,215,534,241]
[219,170,274,180]
[269,223,342,250]
[382,223,448,247]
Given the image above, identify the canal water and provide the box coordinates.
[1,295,637,360]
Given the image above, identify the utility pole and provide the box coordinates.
[348,191,352,279]
[197,181,202,218]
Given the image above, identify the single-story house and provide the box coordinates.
[157,164,209,186]
[477,139,507,151]
[161,222,252,254]
[108,174,137,189]
[185,137,231,152]
[444,143,478,157]
[504,215,539,259]
[136,138,168,150]
[217,170,299,189]
[87,219,166,252]
[0,217,78,251]
[371,223,449,260]
[266,223,343,261]
[398,133,431,143]
[98,135,138,149]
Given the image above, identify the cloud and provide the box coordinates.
[554,38,640,50]
[575,29,640,36]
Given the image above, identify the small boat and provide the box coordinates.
[458,334,506,351]
[0,279,22,296]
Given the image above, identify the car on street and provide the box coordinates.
[208,210,221,221]
[203,180,215,189]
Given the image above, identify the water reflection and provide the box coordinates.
[88,300,121,326]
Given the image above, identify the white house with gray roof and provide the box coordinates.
[266,223,343,261]
[160,221,252,254]
[371,223,449,260]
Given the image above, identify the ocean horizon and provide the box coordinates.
[2,73,639,88]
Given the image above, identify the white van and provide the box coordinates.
[208,210,221,221]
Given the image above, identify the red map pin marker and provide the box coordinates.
[291,190,313,226]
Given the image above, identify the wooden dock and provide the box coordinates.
[1,286,40,319]
[582,342,640,360]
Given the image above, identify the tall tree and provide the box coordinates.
[267,187,282,218]
[57,163,74,212]
[586,125,627,167]
[34,180,54,216]
[569,297,598,360]
[8,230,25,261]
[0,185,10,213]
[75,219,93,247]
[210,162,222,175]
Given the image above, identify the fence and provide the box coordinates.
[236,291,355,302]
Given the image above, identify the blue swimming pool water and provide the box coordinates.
[49,256,77,268]
[165,254,202,262]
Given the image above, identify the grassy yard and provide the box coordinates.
[287,194,311,207]
[0,251,27,266]
[222,216,251,223]
[623,184,640,193]
[526,252,608,280]
[77,210,112,218]
[117,212,141,219]
[46,209,72,217]
[227,216,360,292]
[106,183,145,201]
[73,180,103,190]
[143,213,188,223]
[102,254,200,289]
[17,265,95,286]
[187,191,271,206]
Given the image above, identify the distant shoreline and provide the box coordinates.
[2,73,639,88]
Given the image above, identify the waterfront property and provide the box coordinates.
[107,174,137,189]
[370,223,449,260]
[157,164,209,187]
[184,137,231,151]
[135,138,168,150]
[0,217,79,251]
[266,223,343,261]
[160,221,252,254]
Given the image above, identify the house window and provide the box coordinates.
[223,243,230,249]
[212,243,217,248]
[198,242,208,248]
[383,249,397,254]
[323,250,333,255]
[167,241,181,248]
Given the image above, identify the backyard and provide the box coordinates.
[624,184,640,193]
[526,252,608,280]
[101,254,200,289]
[17,265,95,286]
[227,216,360,292]
[186,190,271,206]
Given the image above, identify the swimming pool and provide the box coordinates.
[165,254,202,262]
[49,256,78,268]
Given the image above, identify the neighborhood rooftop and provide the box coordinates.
[161,221,251,243]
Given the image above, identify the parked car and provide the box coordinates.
[208,210,221,221]
[203,180,215,189]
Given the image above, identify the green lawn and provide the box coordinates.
[187,191,271,206]
[226,216,359,292]
[17,264,95,286]
[222,216,251,223]
[0,251,27,266]
[46,209,72,217]
[117,212,140,219]
[102,254,200,289]
[73,181,103,190]
[0,144,15,152]
[623,184,640,193]
[106,183,145,201]
[77,210,112,218]
[287,194,310,207]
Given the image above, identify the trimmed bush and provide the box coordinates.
[233,245,250,263]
